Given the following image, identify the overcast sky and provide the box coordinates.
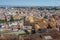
[0,0,60,6]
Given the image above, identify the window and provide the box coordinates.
[23,12,25,14]
[19,12,21,14]
[16,12,18,13]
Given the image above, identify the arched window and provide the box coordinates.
[16,12,18,13]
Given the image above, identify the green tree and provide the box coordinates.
[10,15,14,22]
[44,15,48,19]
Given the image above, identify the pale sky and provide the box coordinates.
[0,0,60,6]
